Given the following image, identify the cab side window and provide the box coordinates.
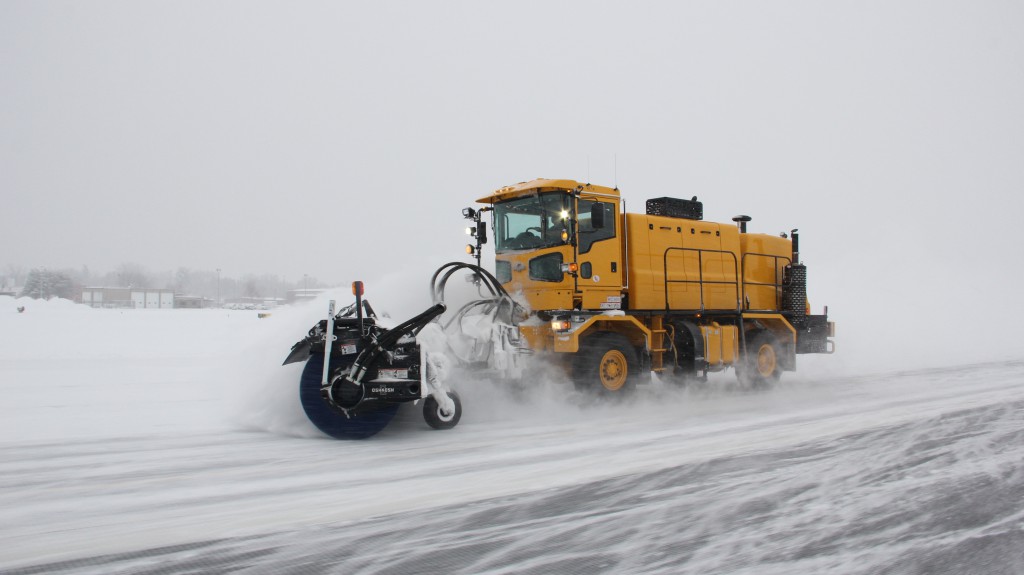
[577,200,615,254]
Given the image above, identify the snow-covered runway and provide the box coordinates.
[1,299,1022,574]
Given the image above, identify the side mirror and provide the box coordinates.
[476,221,487,244]
[590,203,606,229]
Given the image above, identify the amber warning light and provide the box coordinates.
[551,319,571,332]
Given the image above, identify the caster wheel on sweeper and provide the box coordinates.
[423,390,462,430]
[299,354,399,440]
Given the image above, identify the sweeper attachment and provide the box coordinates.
[283,265,525,439]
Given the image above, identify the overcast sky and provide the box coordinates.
[3,1,1024,362]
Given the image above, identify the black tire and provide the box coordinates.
[299,354,399,440]
[738,332,782,387]
[572,333,638,395]
[423,390,462,430]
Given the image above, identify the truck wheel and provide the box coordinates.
[423,390,462,430]
[299,354,399,439]
[739,332,781,387]
[573,333,638,395]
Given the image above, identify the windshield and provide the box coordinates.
[494,192,571,252]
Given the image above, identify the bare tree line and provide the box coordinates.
[2,263,326,301]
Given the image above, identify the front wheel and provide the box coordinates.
[299,354,399,439]
[573,333,638,395]
[423,390,462,430]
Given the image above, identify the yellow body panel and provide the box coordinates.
[739,234,792,311]
[477,179,620,205]
[624,214,745,311]
[497,245,575,311]
[701,323,738,368]
[518,323,552,352]
[552,315,652,354]
[742,312,797,346]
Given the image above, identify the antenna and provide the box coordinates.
[614,153,618,189]
[587,155,590,183]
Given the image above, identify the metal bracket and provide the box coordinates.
[320,300,336,390]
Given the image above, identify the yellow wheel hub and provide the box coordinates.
[756,343,777,377]
[599,349,628,391]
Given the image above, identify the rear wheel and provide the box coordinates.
[738,332,781,387]
[299,354,399,439]
[573,333,638,395]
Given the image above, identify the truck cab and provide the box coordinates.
[481,179,623,313]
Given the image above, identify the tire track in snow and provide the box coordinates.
[2,361,1023,572]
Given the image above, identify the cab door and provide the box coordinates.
[576,198,623,310]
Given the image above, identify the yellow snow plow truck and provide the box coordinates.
[284,177,835,440]
[463,178,835,392]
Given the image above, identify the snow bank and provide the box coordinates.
[0,295,92,314]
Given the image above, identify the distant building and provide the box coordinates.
[81,287,175,309]
[174,295,213,309]
[286,288,326,304]
[221,296,283,310]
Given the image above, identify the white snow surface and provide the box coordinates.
[1,295,1023,574]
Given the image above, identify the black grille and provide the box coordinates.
[646,197,703,220]
[793,314,830,354]
[782,264,807,316]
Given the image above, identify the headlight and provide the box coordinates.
[551,318,571,332]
